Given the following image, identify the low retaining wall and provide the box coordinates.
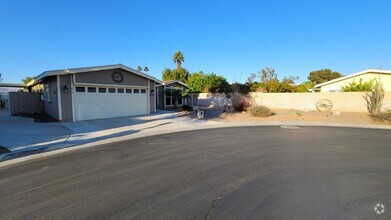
[9,92,44,115]
[196,92,391,112]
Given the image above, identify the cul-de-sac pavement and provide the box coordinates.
[0,126,390,219]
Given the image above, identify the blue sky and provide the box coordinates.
[1,0,390,83]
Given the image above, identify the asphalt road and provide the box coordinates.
[0,126,390,219]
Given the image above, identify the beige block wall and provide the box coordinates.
[197,92,391,112]
[320,73,391,92]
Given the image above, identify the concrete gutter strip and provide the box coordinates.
[0,120,390,168]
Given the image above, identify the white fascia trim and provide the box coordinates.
[57,75,62,121]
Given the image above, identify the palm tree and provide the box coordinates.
[144,66,149,72]
[137,66,142,71]
[173,51,185,70]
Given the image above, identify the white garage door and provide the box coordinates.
[74,86,148,121]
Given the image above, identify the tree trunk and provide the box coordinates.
[174,97,178,109]
[176,61,181,70]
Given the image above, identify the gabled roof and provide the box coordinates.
[29,64,162,86]
[163,80,190,88]
[313,69,391,88]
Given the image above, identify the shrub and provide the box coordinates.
[342,78,374,92]
[231,91,250,111]
[363,78,384,115]
[372,109,391,123]
[248,105,273,117]
[182,105,193,111]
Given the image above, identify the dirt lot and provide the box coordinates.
[181,108,390,125]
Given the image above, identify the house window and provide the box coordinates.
[118,88,124,93]
[44,83,52,102]
[165,87,183,106]
[88,87,96,93]
[166,96,172,105]
[98,88,106,93]
[76,87,85,92]
[140,89,146,94]
[108,88,116,93]
[126,89,132,93]
[134,89,140,93]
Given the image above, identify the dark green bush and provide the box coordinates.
[182,105,193,111]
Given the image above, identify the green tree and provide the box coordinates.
[187,72,231,94]
[308,69,342,84]
[137,66,142,71]
[342,78,374,92]
[143,66,149,72]
[162,68,189,82]
[22,76,35,85]
[281,76,299,84]
[246,73,257,84]
[297,81,315,92]
[259,67,278,83]
[173,51,185,70]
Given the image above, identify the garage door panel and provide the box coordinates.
[74,91,148,121]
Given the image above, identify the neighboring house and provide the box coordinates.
[0,83,24,112]
[156,80,190,110]
[313,69,391,92]
[27,64,162,122]
[0,83,24,93]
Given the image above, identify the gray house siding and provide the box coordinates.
[60,75,73,121]
[75,69,148,86]
[149,80,156,113]
[44,76,59,120]
[157,86,164,110]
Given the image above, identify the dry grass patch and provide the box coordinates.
[248,105,273,117]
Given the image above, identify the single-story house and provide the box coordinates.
[156,80,190,110]
[0,83,25,112]
[313,69,391,92]
[27,64,162,122]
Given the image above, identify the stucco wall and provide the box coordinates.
[320,73,391,92]
[60,75,73,121]
[196,92,391,112]
[75,69,148,86]
[44,76,59,120]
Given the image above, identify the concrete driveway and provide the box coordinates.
[0,126,389,219]
[0,115,72,151]
[0,111,217,159]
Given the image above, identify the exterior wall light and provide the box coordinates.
[63,85,69,93]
